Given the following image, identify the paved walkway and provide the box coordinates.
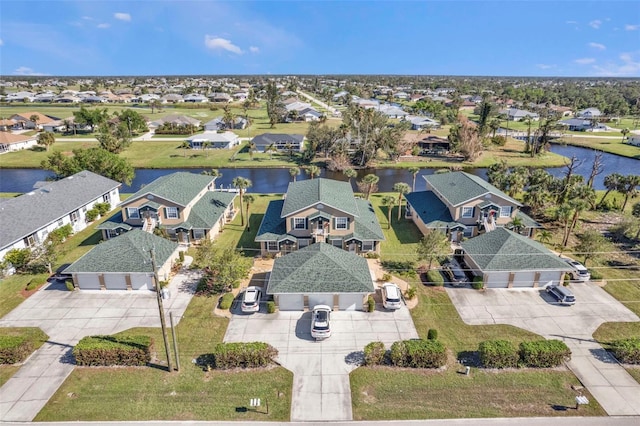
[446,283,640,416]
[0,264,199,422]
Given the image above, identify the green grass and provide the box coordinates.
[0,327,49,386]
[369,193,421,263]
[555,136,640,159]
[351,367,604,420]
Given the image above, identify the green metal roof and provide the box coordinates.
[405,191,465,229]
[281,179,359,217]
[425,172,521,207]
[127,172,215,207]
[255,199,287,241]
[267,243,374,294]
[460,228,572,272]
[64,230,178,273]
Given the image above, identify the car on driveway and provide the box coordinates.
[562,257,591,282]
[546,283,576,306]
[442,259,469,285]
[241,286,262,313]
[311,305,332,340]
[382,283,402,310]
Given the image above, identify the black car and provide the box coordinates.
[442,261,469,285]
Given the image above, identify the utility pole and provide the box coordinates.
[150,248,173,372]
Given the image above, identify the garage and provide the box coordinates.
[277,294,304,311]
[512,271,535,288]
[308,293,333,309]
[339,293,365,310]
[103,273,127,290]
[130,274,153,291]
[76,274,101,290]
[484,271,510,288]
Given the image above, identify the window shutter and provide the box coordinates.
[164,207,168,219]
[290,218,294,229]
[305,218,309,229]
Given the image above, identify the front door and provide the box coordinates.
[349,243,357,253]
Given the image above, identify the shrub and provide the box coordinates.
[479,340,519,368]
[381,273,392,282]
[73,335,153,366]
[519,340,571,368]
[65,280,75,291]
[85,209,99,222]
[405,285,417,300]
[178,251,185,263]
[471,276,483,290]
[3,248,31,272]
[610,337,640,364]
[0,336,33,364]
[427,329,438,340]
[198,342,278,370]
[390,339,446,368]
[365,252,379,259]
[367,295,375,312]
[266,301,276,313]
[48,224,73,245]
[219,293,234,310]
[364,341,386,365]
[426,269,444,286]
[94,202,111,216]
[590,269,603,280]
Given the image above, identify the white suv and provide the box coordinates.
[311,305,331,340]
[382,283,402,310]
[241,286,262,313]
[562,258,591,282]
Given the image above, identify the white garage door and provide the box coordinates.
[512,271,536,288]
[485,271,510,288]
[339,293,363,311]
[277,294,304,311]
[103,273,127,290]
[538,271,561,287]
[77,274,101,290]
[308,293,334,309]
[131,274,153,291]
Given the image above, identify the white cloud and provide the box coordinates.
[588,42,606,50]
[249,46,259,53]
[0,39,3,46]
[592,52,640,77]
[114,12,131,22]
[566,20,578,25]
[204,35,243,54]
[13,66,49,76]
[574,58,596,65]
[536,64,556,70]
[97,23,110,29]
[82,16,93,21]
[589,20,602,29]
[625,24,639,31]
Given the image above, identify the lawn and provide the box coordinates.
[0,327,49,387]
[555,136,640,159]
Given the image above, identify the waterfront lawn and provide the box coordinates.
[557,136,640,159]
[370,193,421,263]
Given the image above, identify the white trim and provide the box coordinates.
[461,206,474,218]
[127,207,140,219]
[335,217,348,230]
[293,217,307,230]
[500,206,512,217]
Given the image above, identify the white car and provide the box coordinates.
[241,286,262,313]
[311,305,332,340]
[562,258,591,282]
[382,283,402,310]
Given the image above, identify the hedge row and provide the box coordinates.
[479,339,571,368]
[426,270,444,286]
[219,293,234,310]
[364,341,386,365]
[390,339,447,368]
[73,335,153,366]
[0,335,33,364]
[610,337,640,364]
[198,342,278,370]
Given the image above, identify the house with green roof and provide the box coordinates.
[64,230,179,290]
[405,171,541,242]
[99,172,236,245]
[267,242,375,310]
[255,178,384,256]
[460,227,572,288]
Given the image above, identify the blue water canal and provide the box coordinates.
[0,144,637,194]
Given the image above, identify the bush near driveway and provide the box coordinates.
[425,269,444,286]
[519,340,571,368]
[389,339,447,368]
[198,342,278,370]
[479,340,519,369]
[73,335,153,367]
[0,327,48,365]
[609,338,640,364]
[364,341,386,366]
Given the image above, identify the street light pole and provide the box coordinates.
[150,248,173,372]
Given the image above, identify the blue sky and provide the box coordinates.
[1,0,639,77]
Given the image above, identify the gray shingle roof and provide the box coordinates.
[96,211,133,231]
[281,179,358,217]
[425,171,521,207]
[353,199,385,240]
[460,228,572,272]
[165,191,235,230]
[405,191,464,229]
[515,211,543,228]
[251,133,304,147]
[0,170,120,249]
[126,172,215,208]
[267,243,374,294]
[255,199,287,241]
[64,230,178,273]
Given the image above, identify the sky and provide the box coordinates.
[1,0,639,77]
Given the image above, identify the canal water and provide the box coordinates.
[0,144,637,194]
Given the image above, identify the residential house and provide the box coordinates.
[459,228,572,288]
[0,171,121,270]
[208,92,232,103]
[557,118,607,132]
[407,115,441,131]
[42,119,69,133]
[186,131,240,149]
[183,94,209,103]
[160,93,184,103]
[499,108,539,122]
[0,132,38,153]
[151,114,201,129]
[255,178,384,256]
[266,243,375,311]
[63,230,179,291]
[627,133,640,147]
[577,107,602,118]
[101,172,236,245]
[252,133,305,152]
[298,107,323,122]
[9,112,58,130]
[405,171,541,242]
[204,116,248,131]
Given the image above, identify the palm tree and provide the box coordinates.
[248,141,257,160]
[265,143,276,160]
[393,182,410,220]
[343,168,357,184]
[632,202,640,239]
[306,165,321,179]
[598,173,624,209]
[381,196,396,229]
[29,114,39,130]
[201,168,222,179]
[555,203,573,247]
[360,174,379,200]
[202,141,211,156]
[243,194,255,231]
[285,142,294,160]
[289,167,300,182]
[621,127,630,143]
[223,105,235,130]
[537,229,553,244]
[408,166,420,192]
[508,216,525,234]
[620,175,640,211]
[232,177,252,226]
[36,131,55,151]
[489,118,501,138]
[180,140,191,158]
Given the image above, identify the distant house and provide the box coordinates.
[42,119,68,133]
[151,114,201,128]
[0,171,121,270]
[557,118,607,132]
[252,133,305,152]
[0,132,38,153]
[378,105,408,118]
[407,115,441,131]
[186,131,240,149]
[500,108,539,122]
[299,107,323,122]
[577,107,602,118]
[160,94,184,103]
[204,116,248,131]
[9,112,57,130]
[627,133,640,147]
[208,92,232,103]
[183,94,208,103]
[255,178,384,256]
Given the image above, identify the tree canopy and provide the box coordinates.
[41,147,135,185]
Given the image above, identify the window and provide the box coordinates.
[166,207,179,219]
[57,219,64,227]
[331,239,343,248]
[82,206,87,212]
[298,239,310,248]
[500,206,512,218]
[23,234,36,247]
[293,217,306,230]
[461,207,474,218]
[267,241,278,252]
[127,207,140,219]
[193,229,205,240]
[362,241,374,252]
[107,229,120,239]
[70,210,79,223]
[463,227,474,237]
[103,193,111,204]
[335,217,348,230]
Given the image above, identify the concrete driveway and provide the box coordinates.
[446,283,640,416]
[224,303,419,422]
